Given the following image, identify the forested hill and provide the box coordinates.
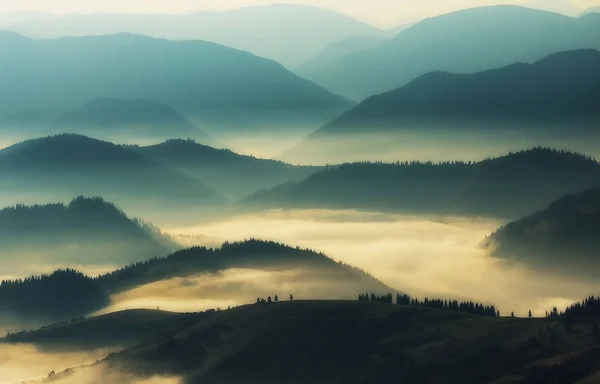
[242,148,600,219]
[0,196,176,265]
[484,187,600,276]
[0,240,391,326]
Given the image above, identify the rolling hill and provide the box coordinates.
[483,187,600,277]
[129,139,321,200]
[0,134,225,224]
[53,98,214,144]
[20,300,600,384]
[285,49,600,163]
[0,4,383,67]
[0,240,392,328]
[301,6,600,101]
[0,196,176,268]
[243,148,600,219]
[0,31,351,133]
[579,5,600,16]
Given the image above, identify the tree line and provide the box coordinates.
[359,293,499,317]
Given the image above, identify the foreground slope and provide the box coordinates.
[484,187,600,277]
[0,196,175,269]
[303,6,600,100]
[0,32,351,131]
[36,300,600,384]
[129,139,321,200]
[53,98,214,144]
[0,134,225,223]
[286,49,600,162]
[0,4,383,67]
[244,148,600,219]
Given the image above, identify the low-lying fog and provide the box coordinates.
[166,209,599,317]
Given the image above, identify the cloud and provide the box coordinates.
[166,209,600,316]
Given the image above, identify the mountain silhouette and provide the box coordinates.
[0,196,175,268]
[54,98,214,144]
[484,187,600,277]
[302,6,600,100]
[0,240,391,326]
[0,4,383,67]
[243,148,600,219]
[129,139,321,200]
[286,49,600,162]
[0,134,225,224]
[0,32,351,132]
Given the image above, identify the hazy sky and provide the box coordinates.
[1,0,599,26]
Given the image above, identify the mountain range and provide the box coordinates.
[243,148,600,219]
[0,31,351,134]
[483,187,600,277]
[285,49,600,163]
[0,4,384,67]
[301,6,600,101]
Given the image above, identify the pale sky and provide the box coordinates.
[0,0,599,26]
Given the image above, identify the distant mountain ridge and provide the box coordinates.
[302,6,600,100]
[243,148,600,219]
[129,139,322,200]
[0,4,384,67]
[0,32,351,131]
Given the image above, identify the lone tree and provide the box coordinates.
[528,310,532,318]
[268,296,272,303]
[290,294,294,300]
[274,295,279,303]
[511,311,515,318]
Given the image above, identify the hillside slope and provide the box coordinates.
[34,300,600,384]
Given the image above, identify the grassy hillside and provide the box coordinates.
[35,300,600,383]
